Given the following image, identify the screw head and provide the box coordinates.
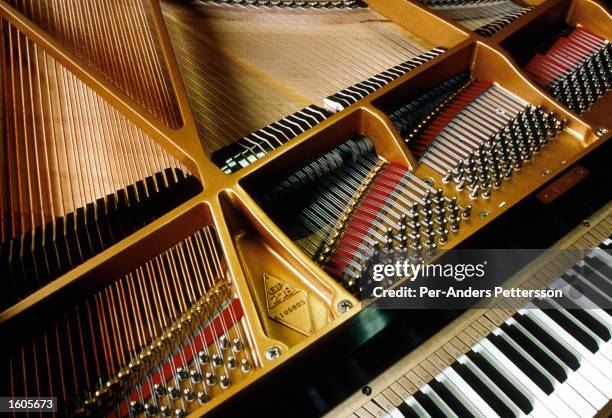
[582,220,590,227]
[337,300,353,313]
[265,346,282,360]
[424,177,435,186]
[595,128,608,137]
[362,386,372,396]
[541,168,551,176]
[479,211,490,219]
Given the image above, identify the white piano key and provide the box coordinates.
[552,278,612,329]
[406,396,432,418]
[507,317,608,410]
[492,328,589,417]
[440,366,501,418]
[421,384,459,418]
[475,339,559,418]
[435,373,487,418]
[522,307,612,397]
[456,354,525,417]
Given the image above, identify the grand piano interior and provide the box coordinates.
[0,0,610,417]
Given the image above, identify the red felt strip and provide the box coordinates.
[410,80,493,158]
[325,165,404,273]
[113,298,244,417]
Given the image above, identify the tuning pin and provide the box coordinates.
[212,353,223,368]
[409,202,420,222]
[183,388,196,403]
[174,409,187,418]
[176,367,189,381]
[455,177,466,191]
[220,334,231,350]
[190,370,202,383]
[450,216,460,232]
[144,403,159,417]
[159,406,172,418]
[462,205,472,219]
[469,185,479,200]
[412,244,423,262]
[434,188,443,202]
[241,358,251,374]
[438,229,449,244]
[205,372,217,387]
[442,170,453,184]
[198,351,210,365]
[154,384,167,398]
[130,401,144,415]
[220,375,231,389]
[232,337,243,353]
[427,243,437,257]
[385,228,394,250]
[168,386,180,400]
[197,392,210,405]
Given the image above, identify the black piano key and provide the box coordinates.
[451,363,514,418]
[413,390,445,418]
[566,271,611,315]
[487,334,555,395]
[500,322,567,383]
[535,299,599,353]
[428,379,475,418]
[580,261,612,296]
[514,313,580,370]
[466,350,533,414]
[396,401,420,418]
[560,293,610,341]
[584,255,612,280]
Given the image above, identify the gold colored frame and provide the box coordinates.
[0,0,610,415]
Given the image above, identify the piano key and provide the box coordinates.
[413,389,446,418]
[427,379,475,418]
[440,366,501,418]
[493,325,598,415]
[420,385,459,418]
[541,298,612,363]
[456,354,521,417]
[554,289,611,340]
[534,298,599,353]
[578,260,612,296]
[466,350,533,414]
[434,368,487,418]
[405,397,432,418]
[486,333,555,394]
[363,399,391,418]
[499,321,567,383]
[521,307,612,397]
[475,338,563,417]
[513,313,580,370]
[551,277,612,329]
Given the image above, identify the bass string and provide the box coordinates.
[1,22,185,242]
[7,0,181,128]
[4,225,232,412]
